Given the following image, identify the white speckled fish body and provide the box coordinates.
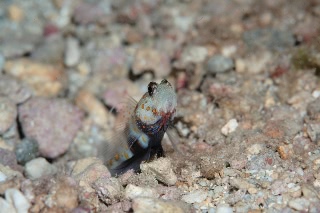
[104,79,177,176]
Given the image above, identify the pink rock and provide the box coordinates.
[18,98,84,158]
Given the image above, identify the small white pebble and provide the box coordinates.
[221,119,238,136]
[181,190,208,204]
[216,204,233,213]
[125,184,159,200]
[0,171,7,182]
[5,188,31,213]
[0,197,16,213]
[25,157,57,180]
[312,90,320,98]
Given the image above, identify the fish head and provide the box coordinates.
[135,79,177,131]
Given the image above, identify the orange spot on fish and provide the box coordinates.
[152,108,157,115]
[124,152,129,159]
[114,153,120,161]
[146,106,150,111]
[141,104,144,109]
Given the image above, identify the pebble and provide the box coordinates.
[75,90,110,127]
[243,28,295,51]
[236,51,272,74]
[32,34,65,64]
[221,119,238,136]
[15,138,39,165]
[307,97,320,119]
[229,178,255,190]
[5,188,31,213]
[288,198,310,211]
[140,158,177,186]
[0,197,16,213]
[179,46,208,65]
[25,157,57,180]
[65,36,81,67]
[125,184,159,200]
[92,177,123,205]
[0,75,31,104]
[18,98,83,158]
[207,55,234,74]
[216,204,233,213]
[132,48,171,78]
[50,177,78,210]
[271,180,287,195]
[0,54,4,73]
[4,59,66,97]
[71,157,111,193]
[132,197,191,213]
[0,171,7,182]
[181,190,208,204]
[0,164,22,180]
[0,96,17,134]
[0,148,21,171]
[247,143,264,155]
[73,2,107,25]
[301,184,319,200]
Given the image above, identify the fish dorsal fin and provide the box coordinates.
[99,95,141,167]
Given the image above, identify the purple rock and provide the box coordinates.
[18,98,84,158]
[0,148,22,171]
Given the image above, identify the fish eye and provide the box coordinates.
[161,79,171,86]
[161,79,168,84]
[148,82,157,96]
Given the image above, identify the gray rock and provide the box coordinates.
[132,197,192,213]
[92,177,123,205]
[140,158,177,186]
[65,36,81,67]
[243,28,295,51]
[15,138,39,165]
[307,97,320,119]
[18,98,84,158]
[216,204,233,213]
[0,75,31,104]
[288,198,310,211]
[25,157,57,180]
[207,55,234,74]
[0,54,4,73]
[125,184,159,200]
[301,184,319,200]
[229,178,255,190]
[31,35,65,64]
[181,190,208,204]
[0,96,17,134]
[0,148,21,171]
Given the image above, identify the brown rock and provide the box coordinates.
[51,177,78,210]
[4,59,65,97]
[75,90,110,127]
[132,48,171,78]
[277,145,293,160]
[7,5,24,22]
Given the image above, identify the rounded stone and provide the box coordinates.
[207,55,234,74]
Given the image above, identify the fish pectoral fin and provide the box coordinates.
[166,127,184,156]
